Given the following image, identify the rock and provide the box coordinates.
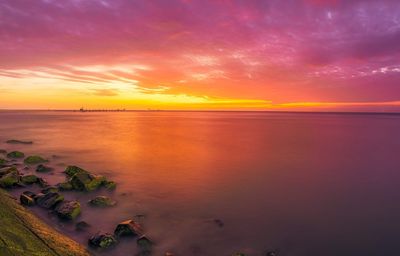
[0,149,6,154]
[76,221,91,231]
[7,151,25,159]
[6,139,33,144]
[36,164,53,173]
[0,166,18,177]
[266,251,277,256]
[103,180,117,190]
[88,196,117,208]
[0,171,19,188]
[214,219,224,227]
[20,174,39,184]
[57,181,73,191]
[88,232,117,249]
[37,177,49,188]
[70,172,105,192]
[137,235,153,251]
[41,186,59,194]
[114,220,143,237]
[24,155,48,165]
[20,191,36,206]
[55,200,81,220]
[0,158,7,165]
[36,192,64,209]
[64,165,89,177]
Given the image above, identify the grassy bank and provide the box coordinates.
[0,189,91,256]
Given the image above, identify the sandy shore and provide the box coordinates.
[0,188,90,256]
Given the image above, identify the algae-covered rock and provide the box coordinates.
[6,139,33,144]
[64,165,88,177]
[7,151,25,159]
[20,191,36,206]
[0,171,20,188]
[0,158,7,165]
[57,181,73,191]
[24,155,48,165]
[88,196,117,208]
[36,164,53,173]
[114,220,143,237]
[137,235,153,251]
[76,221,91,231]
[37,177,49,188]
[21,174,39,185]
[89,232,117,249]
[104,180,117,190]
[41,186,59,194]
[0,166,18,177]
[36,192,64,209]
[70,172,105,192]
[55,200,81,220]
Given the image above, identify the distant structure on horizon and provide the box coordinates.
[77,107,126,112]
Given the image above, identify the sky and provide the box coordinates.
[0,0,400,111]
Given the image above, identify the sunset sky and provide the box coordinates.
[0,0,400,111]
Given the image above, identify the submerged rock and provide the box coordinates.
[20,174,39,185]
[57,181,73,191]
[88,196,117,208]
[137,235,153,251]
[41,186,59,194]
[0,171,19,188]
[88,232,117,249]
[114,220,143,237]
[55,200,81,220]
[266,251,278,256]
[0,166,18,177]
[64,165,89,177]
[104,180,117,190]
[20,191,36,206]
[0,149,6,154]
[6,139,33,144]
[7,151,25,159]
[76,221,91,231]
[36,192,64,209]
[0,158,7,165]
[36,164,53,173]
[70,172,106,192]
[24,155,48,165]
[37,177,50,188]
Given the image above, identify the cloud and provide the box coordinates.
[91,88,119,96]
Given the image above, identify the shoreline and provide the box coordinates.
[0,188,91,256]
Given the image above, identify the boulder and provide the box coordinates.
[114,220,143,237]
[6,139,33,144]
[20,191,36,206]
[24,155,48,165]
[36,192,64,209]
[41,186,59,194]
[0,166,18,177]
[7,151,25,159]
[36,164,53,173]
[64,165,88,177]
[57,181,73,191]
[70,172,105,192]
[104,180,117,190]
[88,232,117,249]
[76,221,91,231]
[137,235,153,251]
[88,196,117,207]
[0,171,19,188]
[20,174,39,184]
[37,177,49,188]
[55,200,81,220]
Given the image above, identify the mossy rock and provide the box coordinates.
[36,192,64,209]
[0,158,7,165]
[55,200,81,220]
[0,166,18,177]
[88,196,117,208]
[57,181,73,191]
[36,164,53,173]
[20,191,36,206]
[21,174,39,185]
[7,151,25,159]
[137,235,153,251]
[24,155,48,165]
[104,180,117,190]
[89,232,117,249]
[64,165,89,177]
[70,173,105,192]
[0,172,19,188]
[114,220,143,237]
[6,139,33,144]
[85,175,106,192]
[41,186,59,194]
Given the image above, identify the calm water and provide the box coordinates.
[1,111,400,256]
